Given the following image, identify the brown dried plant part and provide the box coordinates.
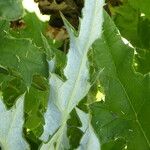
[10,19,26,30]
[104,0,123,16]
[35,0,84,28]
[35,0,83,41]
[46,25,68,41]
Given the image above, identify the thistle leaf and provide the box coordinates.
[40,0,104,149]
[76,108,101,150]
[90,11,150,150]
[0,96,29,150]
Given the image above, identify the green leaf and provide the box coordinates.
[0,20,9,35]
[40,0,104,149]
[24,75,49,138]
[135,47,150,74]
[90,12,150,150]
[0,95,29,150]
[9,12,61,49]
[2,77,26,108]
[129,0,150,18]
[101,138,126,150]
[41,34,66,77]
[113,1,150,74]
[10,12,47,47]
[76,108,100,150]
[0,34,48,86]
[0,0,24,20]
[0,67,13,88]
[113,2,139,46]
[67,109,83,149]
[0,67,26,108]
[77,124,100,150]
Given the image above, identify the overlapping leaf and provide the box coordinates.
[0,32,48,86]
[0,0,24,20]
[76,108,100,150]
[0,95,29,150]
[90,12,150,150]
[10,12,61,49]
[40,0,104,149]
[112,1,150,74]
[129,0,150,18]
[24,75,49,140]
[10,12,47,47]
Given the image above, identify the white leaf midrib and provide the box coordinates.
[54,1,99,149]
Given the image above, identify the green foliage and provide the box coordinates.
[0,0,24,20]
[129,0,150,18]
[9,12,61,49]
[90,12,150,150]
[24,75,49,138]
[112,0,150,74]
[0,35,48,86]
[0,0,149,150]
[10,12,47,47]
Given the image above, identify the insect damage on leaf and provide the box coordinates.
[10,19,26,30]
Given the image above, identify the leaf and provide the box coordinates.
[0,20,9,35]
[77,124,101,150]
[67,109,83,149]
[0,0,24,21]
[101,138,126,150]
[10,12,61,49]
[113,2,139,46]
[90,12,150,150]
[0,95,29,150]
[135,47,150,74]
[0,33,48,86]
[41,34,66,77]
[39,74,63,142]
[10,12,47,47]
[24,75,49,138]
[0,67,27,108]
[0,67,13,88]
[129,0,150,18]
[113,1,150,74]
[40,0,104,149]
[76,108,101,150]
[2,77,26,108]
[133,16,150,74]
